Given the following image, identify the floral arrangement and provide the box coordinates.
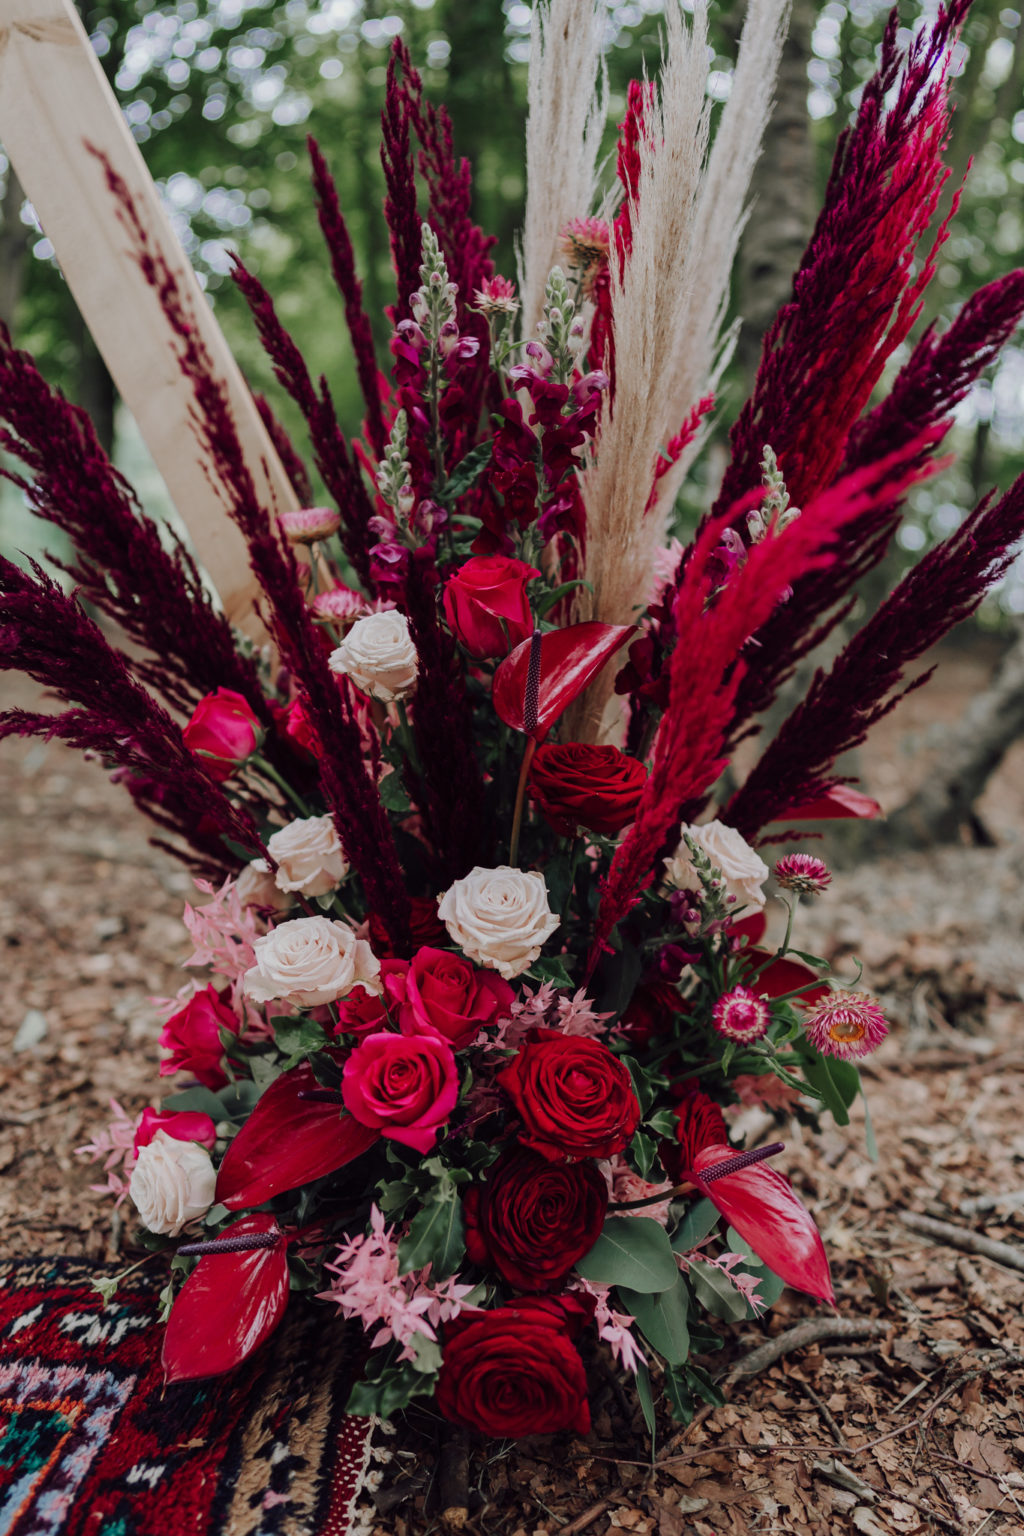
[5,0,1024,1439]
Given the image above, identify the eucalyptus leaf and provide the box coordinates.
[635,1358,657,1453]
[398,1186,466,1279]
[575,1216,678,1294]
[163,1086,225,1118]
[526,954,575,988]
[688,1259,750,1323]
[671,1197,719,1254]
[619,1273,690,1364]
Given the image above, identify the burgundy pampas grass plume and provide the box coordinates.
[726,471,1024,841]
[381,43,423,322]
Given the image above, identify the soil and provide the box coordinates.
[2,638,1023,1536]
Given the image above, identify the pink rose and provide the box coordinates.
[383,947,515,1049]
[341,1031,459,1154]
[183,688,263,781]
[332,984,390,1037]
[442,555,540,660]
[133,1106,217,1156]
[159,984,240,1089]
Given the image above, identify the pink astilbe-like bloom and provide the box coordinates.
[774,854,832,894]
[711,986,771,1044]
[320,1206,474,1360]
[801,990,888,1060]
[76,1099,141,1206]
[684,1253,768,1318]
[553,987,615,1039]
[570,1278,645,1374]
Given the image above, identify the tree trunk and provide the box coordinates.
[882,623,1024,849]
[735,0,816,388]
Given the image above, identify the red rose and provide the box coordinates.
[384,947,515,1050]
[529,742,647,837]
[497,1028,641,1162]
[662,1088,727,1183]
[341,1031,459,1154]
[368,897,445,957]
[133,1107,217,1156]
[183,688,262,781]
[159,984,240,1089]
[442,555,540,660]
[619,980,688,1052]
[436,1295,594,1437]
[464,1146,607,1291]
[332,984,389,1037]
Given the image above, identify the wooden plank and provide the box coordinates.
[0,0,302,631]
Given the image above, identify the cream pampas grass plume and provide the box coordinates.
[570,0,790,742]
[517,0,606,339]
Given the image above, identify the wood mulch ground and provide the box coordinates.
[2,645,1023,1536]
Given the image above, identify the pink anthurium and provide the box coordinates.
[739,948,830,1005]
[216,1058,378,1211]
[690,1143,836,1306]
[162,1213,290,1382]
[492,622,635,741]
[777,785,882,821]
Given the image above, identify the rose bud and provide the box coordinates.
[497,1028,641,1162]
[442,555,540,660]
[529,742,647,837]
[133,1107,217,1155]
[183,688,263,782]
[435,1295,594,1437]
[159,984,241,1090]
[464,1146,607,1291]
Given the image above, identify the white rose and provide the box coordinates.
[266,815,349,897]
[663,820,769,910]
[129,1131,216,1237]
[328,610,419,702]
[236,861,293,914]
[437,865,560,980]
[243,915,381,1008]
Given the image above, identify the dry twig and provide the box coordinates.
[721,1316,891,1387]
[901,1211,1024,1273]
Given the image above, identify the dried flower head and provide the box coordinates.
[311,586,368,626]
[802,991,888,1060]
[472,275,519,316]
[558,217,611,286]
[774,853,832,895]
[278,507,341,545]
[711,986,771,1043]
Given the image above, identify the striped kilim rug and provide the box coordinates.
[0,1257,383,1536]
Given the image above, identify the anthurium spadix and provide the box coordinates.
[216,1058,378,1210]
[690,1143,836,1307]
[162,1213,290,1382]
[492,622,634,740]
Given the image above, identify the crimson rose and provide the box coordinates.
[183,688,262,781]
[341,1031,458,1153]
[464,1146,607,1291]
[529,742,646,836]
[497,1028,641,1161]
[435,1295,594,1437]
[442,555,539,660]
[159,984,240,1089]
[132,1106,217,1154]
[384,947,515,1049]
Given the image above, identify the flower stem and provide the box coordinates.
[249,755,312,818]
[509,736,537,867]
[609,1183,688,1210]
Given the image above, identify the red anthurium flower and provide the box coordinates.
[729,912,766,947]
[690,1143,836,1306]
[162,1213,289,1383]
[777,785,882,821]
[492,622,634,741]
[739,949,830,1005]
[216,1058,378,1210]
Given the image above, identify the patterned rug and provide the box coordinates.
[0,1256,384,1536]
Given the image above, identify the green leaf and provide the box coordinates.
[788,949,831,970]
[799,1051,860,1127]
[526,954,575,987]
[203,1203,230,1227]
[378,771,412,815]
[444,439,494,500]
[672,1197,719,1254]
[645,1108,678,1140]
[627,1129,658,1181]
[725,1230,786,1314]
[575,1216,678,1294]
[272,1016,329,1058]
[216,1081,263,1118]
[619,1273,690,1365]
[664,1360,724,1424]
[346,1353,438,1417]
[249,1055,284,1091]
[90,1276,119,1306]
[163,1086,225,1118]
[688,1260,749,1323]
[634,1357,657,1454]
[533,579,591,622]
[621,1054,656,1117]
[398,1184,466,1279]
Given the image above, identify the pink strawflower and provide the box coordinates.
[711,986,771,1043]
[311,585,367,625]
[472,275,519,315]
[774,853,832,894]
[558,217,611,282]
[278,506,342,545]
[801,990,888,1060]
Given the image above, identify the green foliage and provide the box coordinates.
[619,1274,691,1364]
[575,1216,679,1294]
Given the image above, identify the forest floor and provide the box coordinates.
[1,637,1023,1536]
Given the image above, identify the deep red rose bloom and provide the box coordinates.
[442,555,540,660]
[529,742,647,837]
[132,1106,217,1155]
[661,1087,728,1183]
[619,980,687,1051]
[464,1146,607,1291]
[159,984,240,1089]
[332,984,389,1037]
[341,1031,459,1154]
[383,947,515,1050]
[182,688,262,782]
[436,1295,594,1437]
[497,1028,641,1162]
[368,897,445,957]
